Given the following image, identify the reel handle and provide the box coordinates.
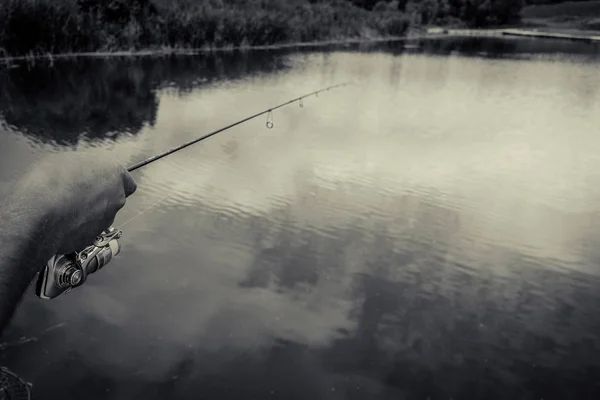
[35,227,123,300]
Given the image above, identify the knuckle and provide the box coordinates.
[130,177,138,193]
[122,171,137,196]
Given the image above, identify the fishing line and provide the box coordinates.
[118,192,174,229]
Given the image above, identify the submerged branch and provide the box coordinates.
[0,323,67,350]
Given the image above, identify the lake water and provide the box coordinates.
[1,36,600,399]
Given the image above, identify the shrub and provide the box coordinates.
[380,14,411,36]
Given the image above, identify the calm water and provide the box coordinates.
[1,37,600,399]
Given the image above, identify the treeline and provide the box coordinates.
[0,0,409,56]
[0,0,528,57]
[350,0,525,27]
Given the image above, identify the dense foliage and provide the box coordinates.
[413,0,525,26]
[353,0,525,26]
[0,0,529,56]
[0,0,412,56]
[519,0,600,31]
[521,0,600,17]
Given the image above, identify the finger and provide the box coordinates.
[121,168,138,197]
[104,215,117,231]
[58,233,93,255]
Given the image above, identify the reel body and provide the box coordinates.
[35,227,122,300]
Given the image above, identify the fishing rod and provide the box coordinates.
[35,82,350,300]
[127,82,348,172]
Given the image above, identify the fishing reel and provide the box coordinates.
[35,227,122,300]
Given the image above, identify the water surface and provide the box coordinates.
[1,37,600,399]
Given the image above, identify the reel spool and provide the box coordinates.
[0,368,31,400]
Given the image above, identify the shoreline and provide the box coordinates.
[429,26,600,43]
[502,28,600,42]
[2,26,599,63]
[0,35,420,63]
[0,36,409,62]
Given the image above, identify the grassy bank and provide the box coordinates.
[521,1,600,33]
[0,0,411,57]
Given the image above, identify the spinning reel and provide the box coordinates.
[35,227,122,300]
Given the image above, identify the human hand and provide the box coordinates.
[14,153,137,255]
